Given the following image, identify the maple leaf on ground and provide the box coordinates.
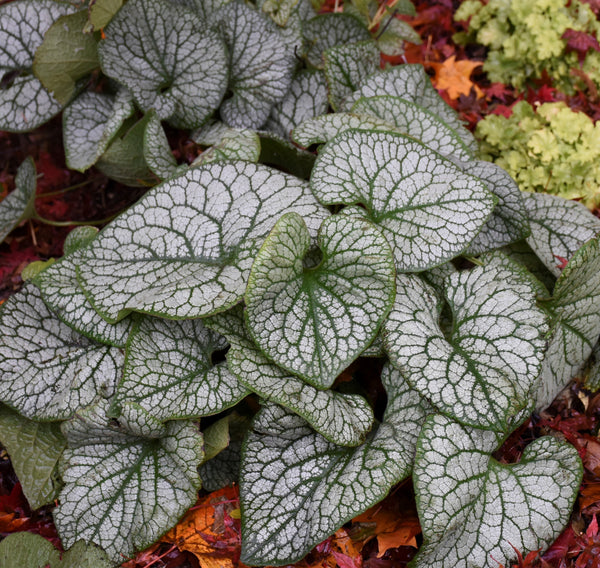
[562,29,600,65]
[428,55,483,100]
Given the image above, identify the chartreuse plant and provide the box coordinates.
[1,3,599,568]
[455,0,600,93]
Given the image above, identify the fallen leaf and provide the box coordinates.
[429,55,483,100]
[562,29,600,65]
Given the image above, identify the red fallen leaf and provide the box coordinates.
[581,0,600,14]
[579,481,600,510]
[562,29,600,65]
[529,84,560,104]
[485,82,513,102]
[554,255,569,270]
[542,526,578,563]
[36,151,69,194]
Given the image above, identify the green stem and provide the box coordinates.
[36,177,101,198]
[31,213,117,227]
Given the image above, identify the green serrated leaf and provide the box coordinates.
[311,129,496,271]
[115,316,249,422]
[0,405,66,509]
[87,0,124,30]
[292,112,401,148]
[0,157,37,243]
[412,414,582,568]
[459,160,530,254]
[240,362,430,566]
[143,110,179,180]
[522,192,600,278]
[54,401,203,564]
[265,70,329,139]
[534,236,600,410]
[192,127,261,165]
[217,1,296,128]
[32,10,99,105]
[323,40,380,111]
[0,283,124,420]
[383,253,549,431]
[0,0,73,132]
[62,88,135,173]
[205,305,374,446]
[96,113,158,187]
[351,95,474,161]
[245,213,395,388]
[98,0,228,128]
[78,162,329,321]
[343,64,477,152]
[303,13,370,67]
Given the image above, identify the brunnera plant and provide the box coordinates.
[0,0,599,567]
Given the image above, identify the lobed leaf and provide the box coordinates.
[98,0,228,128]
[55,401,203,563]
[62,88,135,173]
[0,0,73,132]
[115,316,249,422]
[78,162,329,321]
[0,405,65,509]
[522,192,600,277]
[0,157,37,243]
[205,305,374,447]
[311,129,496,271]
[0,284,124,420]
[240,363,431,566]
[412,414,582,568]
[383,253,549,431]
[245,213,396,388]
[217,1,296,128]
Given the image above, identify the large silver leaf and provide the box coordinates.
[240,363,430,566]
[78,162,329,321]
[311,129,496,271]
[412,414,582,568]
[0,284,124,420]
[245,213,395,388]
[0,0,73,131]
[98,0,228,128]
[54,402,203,563]
[0,157,37,243]
[383,253,549,431]
[205,305,374,447]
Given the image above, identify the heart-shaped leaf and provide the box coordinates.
[533,236,600,410]
[78,162,329,321]
[240,363,430,566]
[311,129,496,271]
[0,157,37,243]
[205,305,374,446]
[323,40,380,110]
[216,1,296,128]
[351,95,474,161]
[0,405,65,509]
[522,192,600,277]
[32,10,99,105]
[0,284,124,420]
[62,88,135,173]
[115,316,249,422]
[412,414,582,568]
[245,213,396,388]
[265,70,329,139]
[0,0,73,132]
[98,0,228,128]
[54,401,203,564]
[292,112,400,148]
[343,64,477,152]
[383,253,549,431]
[302,13,370,67]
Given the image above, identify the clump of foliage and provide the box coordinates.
[454,0,600,93]
[1,1,600,568]
[476,101,600,208]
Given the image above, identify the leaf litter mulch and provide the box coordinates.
[2,1,600,567]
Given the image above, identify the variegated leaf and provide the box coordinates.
[192,128,261,165]
[78,162,329,321]
[245,213,395,388]
[143,110,179,180]
[0,157,37,243]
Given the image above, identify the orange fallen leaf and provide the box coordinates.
[429,55,483,100]
[162,486,248,568]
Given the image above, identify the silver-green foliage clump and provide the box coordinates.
[0,0,596,567]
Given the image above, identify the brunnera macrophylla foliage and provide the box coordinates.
[0,1,597,567]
